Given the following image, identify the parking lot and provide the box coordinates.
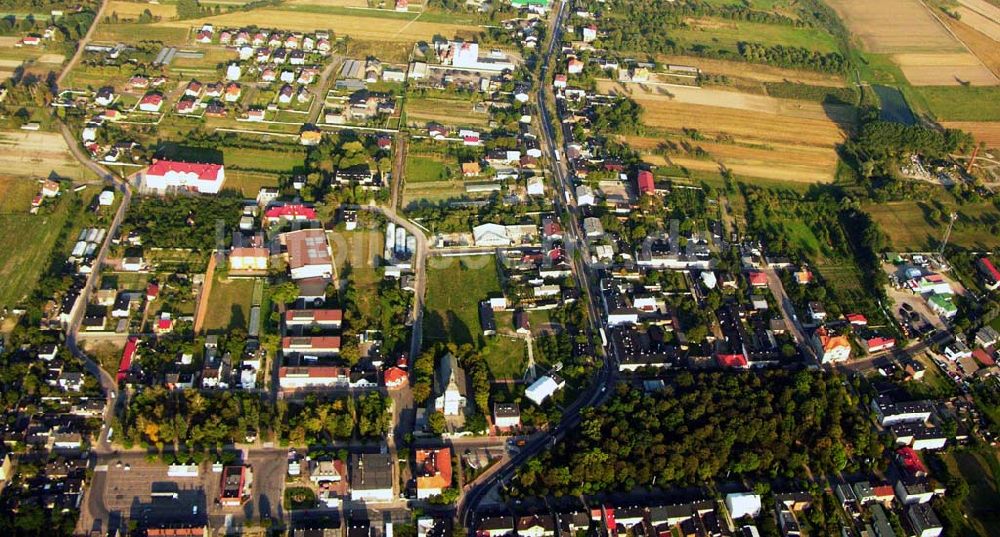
[100,458,212,528]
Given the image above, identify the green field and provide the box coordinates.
[912,86,1000,121]
[666,17,841,54]
[276,4,481,25]
[405,95,489,128]
[863,200,1000,250]
[939,449,1000,536]
[224,170,281,195]
[423,255,501,346]
[480,336,527,380]
[406,155,455,183]
[223,147,307,174]
[92,23,190,44]
[0,179,91,311]
[203,277,256,333]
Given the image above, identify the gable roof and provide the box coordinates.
[147,160,223,181]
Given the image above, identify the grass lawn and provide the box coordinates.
[783,220,826,259]
[939,448,1000,536]
[203,277,256,333]
[423,255,501,346]
[913,86,1000,121]
[863,199,1000,250]
[283,486,318,510]
[480,336,527,380]
[223,146,307,174]
[224,170,281,195]
[103,272,150,291]
[406,155,455,183]
[405,95,489,127]
[0,179,91,310]
[337,230,383,320]
[816,263,865,295]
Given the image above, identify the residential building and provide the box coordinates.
[284,309,343,330]
[282,228,334,280]
[726,493,762,520]
[892,422,947,451]
[812,327,851,364]
[142,160,226,194]
[976,257,1000,290]
[350,453,394,503]
[493,402,520,429]
[230,247,269,271]
[278,366,350,390]
[415,448,452,499]
[906,504,943,537]
[872,395,933,426]
[220,465,253,507]
[282,336,341,356]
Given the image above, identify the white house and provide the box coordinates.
[226,63,242,81]
[473,223,512,247]
[527,176,545,196]
[576,184,595,206]
[493,403,520,429]
[350,453,394,503]
[525,375,564,406]
[726,492,762,520]
[142,160,226,194]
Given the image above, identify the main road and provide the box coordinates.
[458,0,620,527]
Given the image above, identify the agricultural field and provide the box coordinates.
[202,277,256,333]
[0,130,96,180]
[106,0,178,19]
[912,86,1000,121]
[657,54,848,87]
[0,36,66,81]
[862,199,1000,250]
[0,179,94,310]
[665,17,841,54]
[148,4,474,43]
[424,255,502,347]
[825,0,998,85]
[601,82,855,183]
[940,121,1000,147]
[405,95,490,129]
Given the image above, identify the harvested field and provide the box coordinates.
[106,0,177,19]
[0,59,20,68]
[405,96,489,127]
[655,54,848,86]
[0,130,94,180]
[604,82,853,183]
[893,52,998,85]
[290,0,370,6]
[153,9,471,42]
[627,136,839,184]
[941,121,1000,147]
[956,7,1000,40]
[827,0,997,85]
[826,0,964,53]
[36,53,65,64]
[937,7,1000,77]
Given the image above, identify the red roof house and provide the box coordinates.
[748,271,768,287]
[146,282,160,300]
[384,367,408,389]
[144,160,226,194]
[846,313,868,326]
[716,353,748,368]
[637,170,655,195]
[978,257,1000,289]
[896,447,927,477]
[118,337,139,381]
[973,348,995,367]
[264,204,317,224]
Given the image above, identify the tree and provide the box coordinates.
[427,411,446,435]
[271,281,299,306]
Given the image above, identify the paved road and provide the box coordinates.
[56,0,109,89]
[307,55,344,124]
[762,265,817,364]
[459,0,621,527]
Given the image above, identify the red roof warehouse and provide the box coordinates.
[637,170,655,195]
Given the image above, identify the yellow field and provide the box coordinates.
[107,0,178,19]
[152,9,470,42]
[936,7,1000,77]
[0,130,94,180]
[656,54,847,87]
[602,82,853,183]
[893,52,998,85]
[956,7,1000,40]
[288,0,371,6]
[826,0,997,85]
[941,121,1000,147]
